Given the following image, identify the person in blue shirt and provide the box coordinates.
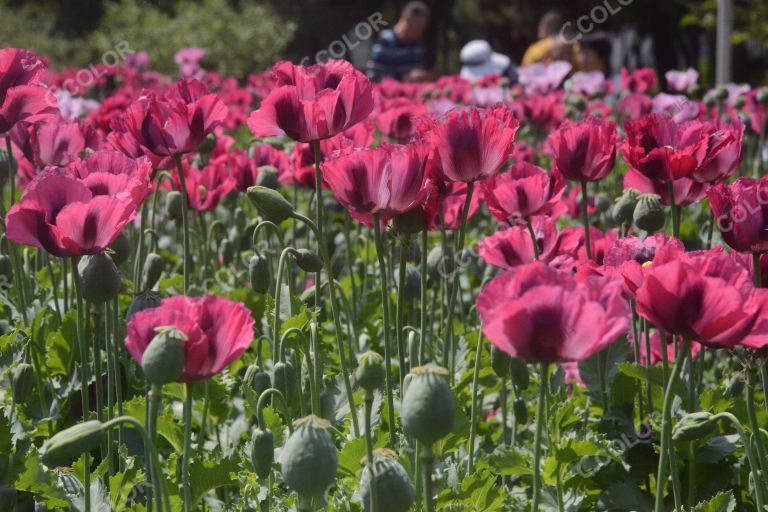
[367,1,435,83]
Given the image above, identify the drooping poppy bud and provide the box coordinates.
[41,421,105,467]
[247,186,295,223]
[250,427,274,479]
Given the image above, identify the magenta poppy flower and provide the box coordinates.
[522,92,565,132]
[287,132,359,189]
[636,250,768,349]
[617,93,653,121]
[679,120,745,184]
[376,97,428,143]
[11,115,86,168]
[620,67,658,94]
[709,177,768,253]
[556,226,617,266]
[419,179,483,231]
[632,329,701,366]
[426,105,519,183]
[106,116,171,170]
[623,169,707,207]
[247,60,374,143]
[477,216,558,269]
[5,171,138,257]
[125,295,255,382]
[320,142,430,227]
[603,234,685,297]
[665,68,698,93]
[71,150,153,205]
[548,117,617,182]
[173,160,235,212]
[123,79,227,160]
[483,162,565,223]
[0,48,57,134]
[477,262,630,363]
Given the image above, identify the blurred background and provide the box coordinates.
[1,0,767,86]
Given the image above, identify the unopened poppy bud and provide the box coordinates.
[356,350,385,392]
[41,420,105,467]
[219,239,236,266]
[142,253,164,291]
[247,186,295,223]
[79,253,122,304]
[509,357,530,390]
[165,190,184,222]
[672,411,715,443]
[109,233,131,266]
[249,255,271,293]
[294,248,323,273]
[199,133,217,155]
[395,265,421,301]
[250,427,274,479]
[594,194,611,214]
[513,397,527,424]
[273,361,297,401]
[11,363,35,404]
[612,188,640,225]
[127,291,161,321]
[141,326,186,385]
[401,364,455,445]
[360,449,415,512]
[244,364,271,396]
[280,415,338,498]
[256,166,280,190]
[633,194,666,233]
[491,346,511,378]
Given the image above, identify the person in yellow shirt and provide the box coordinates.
[522,11,578,67]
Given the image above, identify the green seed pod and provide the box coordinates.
[396,265,421,301]
[491,346,511,378]
[509,358,530,390]
[0,254,12,284]
[244,364,271,396]
[199,133,217,155]
[41,420,105,467]
[250,428,274,479]
[79,253,122,304]
[142,252,164,291]
[249,255,271,294]
[294,248,323,273]
[247,186,295,223]
[393,208,426,234]
[360,449,415,512]
[256,166,280,190]
[401,364,455,445]
[0,486,16,511]
[280,415,338,498]
[633,194,666,233]
[593,194,611,214]
[672,412,715,443]
[109,233,131,266]
[713,86,729,101]
[11,363,35,404]
[732,95,746,110]
[356,351,385,392]
[219,239,236,266]
[127,291,161,321]
[165,190,184,223]
[513,397,528,424]
[612,189,640,225]
[141,327,186,385]
[273,361,297,402]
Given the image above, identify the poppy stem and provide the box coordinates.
[173,154,190,295]
[746,370,768,492]
[373,214,397,447]
[710,412,766,508]
[467,327,485,474]
[753,252,762,287]
[71,257,91,512]
[420,227,428,365]
[526,217,540,261]
[580,181,592,260]
[666,181,679,238]
[363,390,377,512]
[532,362,550,512]
[654,336,691,512]
[420,444,435,512]
[181,383,193,512]
[396,234,410,386]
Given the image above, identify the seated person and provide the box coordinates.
[522,11,576,66]
[576,32,613,73]
[460,40,513,83]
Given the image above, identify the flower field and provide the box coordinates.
[2,47,768,512]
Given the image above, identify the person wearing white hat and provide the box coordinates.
[460,40,513,83]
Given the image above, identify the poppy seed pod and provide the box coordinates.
[280,415,338,498]
[633,194,666,233]
[199,133,217,155]
[491,346,511,378]
[11,363,35,404]
[255,166,280,190]
[165,190,184,223]
[247,186,295,223]
[244,364,271,396]
[127,291,162,321]
[593,194,611,214]
[249,254,271,294]
[41,420,105,467]
[672,412,716,443]
[142,253,164,291]
[108,233,131,266]
[355,350,385,392]
[359,449,415,512]
[612,189,640,225]
[401,364,455,445]
[250,427,274,479]
[141,326,186,385]
[294,248,323,273]
[79,253,122,304]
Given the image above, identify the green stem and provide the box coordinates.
[580,181,592,260]
[420,444,435,512]
[747,370,768,484]
[311,140,325,239]
[500,376,510,446]
[396,234,410,386]
[420,228,428,366]
[71,257,91,512]
[173,154,190,295]
[273,247,296,355]
[467,329,484,473]
[182,383,193,512]
[666,181,679,239]
[364,391,377,512]
[532,362,549,512]
[654,337,691,512]
[754,252,762,287]
[525,217,540,261]
[256,388,293,432]
[372,215,397,447]
[711,412,766,509]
